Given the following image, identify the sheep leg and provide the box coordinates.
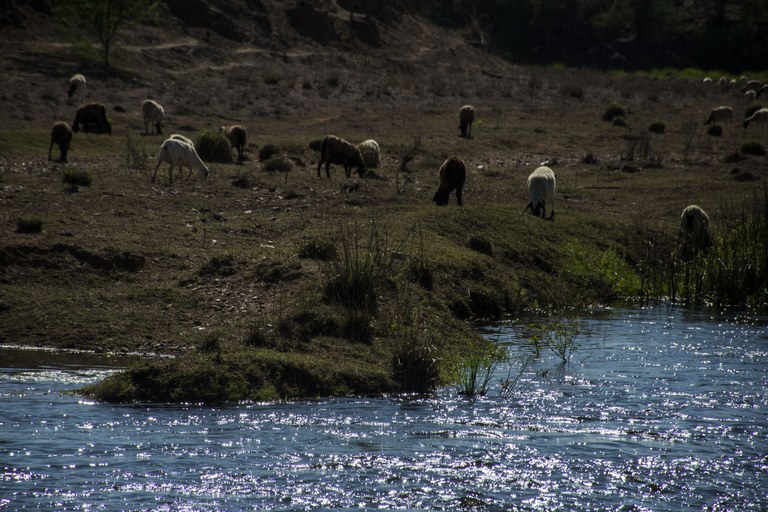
[151,160,163,183]
[467,121,472,139]
[456,187,463,206]
[325,162,332,179]
[317,160,323,178]
[48,141,53,161]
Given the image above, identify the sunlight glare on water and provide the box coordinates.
[1,307,767,511]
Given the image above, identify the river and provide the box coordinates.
[1,306,766,511]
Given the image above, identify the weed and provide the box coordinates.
[602,103,627,122]
[391,334,440,393]
[453,340,506,396]
[199,254,238,277]
[526,317,582,363]
[62,168,92,187]
[263,156,293,173]
[197,332,222,354]
[321,221,398,313]
[298,239,337,261]
[258,144,281,161]
[341,310,374,343]
[15,217,42,234]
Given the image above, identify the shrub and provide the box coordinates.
[199,254,238,277]
[298,239,337,261]
[741,141,766,156]
[308,138,322,151]
[707,124,723,136]
[391,337,440,393]
[232,170,256,189]
[258,144,281,162]
[612,116,627,127]
[195,130,233,163]
[62,168,92,187]
[16,217,42,234]
[341,310,373,343]
[602,103,627,122]
[263,156,293,173]
[648,121,666,134]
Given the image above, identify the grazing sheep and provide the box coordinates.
[432,155,466,206]
[169,133,194,147]
[152,138,209,185]
[220,125,247,161]
[744,90,757,101]
[458,105,475,138]
[142,99,165,135]
[705,106,733,125]
[758,84,768,98]
[48,121,73,162]
[356,139,381,168]
[680,205,711,259]
[743,79,763,92]
[317,135,366,178]
[67,73,86,100]
[525,166,556,219]
[743,108,768,129]
[72,102,111,135]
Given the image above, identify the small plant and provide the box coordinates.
[231,170,257,189]
[199,254,238,277]
[195,130,233,163]
[526,317,582,363]
[62,168,92,187]
[258,144,281,162]
[707,124,723,137]
[341,310,374,343]
[612,116,627,127]
[15,217,42,234]
[197,332,222,354]
[298,239,337,261]
[741,141,766,156]
[453,341,506,396]
[263,156,293,173]
[243,322,275,348]
[392,336,440,393]
[648,121,666,134]
[602,103,627,122]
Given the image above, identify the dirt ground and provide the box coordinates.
[1,1,766,358]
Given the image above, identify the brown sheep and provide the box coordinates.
[317,135,366,178]
[680,205,712,260]
[48,121,73,162]
[459,105,475,138]
[433,155,466,206]
[72,103,111,135]
[221,125,247,161]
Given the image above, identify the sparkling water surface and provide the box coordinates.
[2,307,767,511]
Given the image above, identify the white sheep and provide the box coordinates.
[220,125,247,161]
[704,106,733,125]
[459,105,475,138]
[169,133,194,147]
[68,73,86,100]
[680,205,711,259]
[152,138,209,185]
[142,99,165,135]
[317,135,366,178]
[356,139,380,168]
[743,108,768,129]
[525,166,556,219]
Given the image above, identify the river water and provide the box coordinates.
[1,307,767,511]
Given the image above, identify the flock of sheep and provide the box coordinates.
[50,74,713,259]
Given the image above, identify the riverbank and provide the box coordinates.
[1,4,766,401]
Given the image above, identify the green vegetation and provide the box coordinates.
[525,317,583,364]
[62,168,92,186]
[427,0,768,71]
[53,0,164,66]
[195,130,233,163]
[602,104,627,122]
